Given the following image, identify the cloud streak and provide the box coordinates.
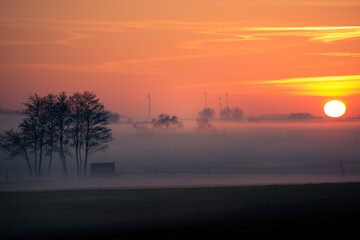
[0,32,92,46]
[11,54,223,73]
[238,75,360,96]
[1,16,359,48]
[316,52,360,57]
[177,26,360,49]
[204,26,360,44]
[269,0,360,7]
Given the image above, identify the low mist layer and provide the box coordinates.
[1,116,359,179]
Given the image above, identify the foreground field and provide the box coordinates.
[1,183,360,239]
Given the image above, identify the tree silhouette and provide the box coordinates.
[199,108,215,120]
[20,94,47,176]
[133,122,153,136]
[220,107,243,121]
[152,113,183,130]
[44,94,57,176]
[231,107,243,121]
[197,108,214,129]
[0,129,32,176]
[68,92,113,177]
[80,92,112,177]
[0,91,113,178]
[220,107,231,121]
[68,92,85,176]
[54,92,71,177]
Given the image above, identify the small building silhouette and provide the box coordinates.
[90,162,115,177]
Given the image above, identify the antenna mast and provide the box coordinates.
[204,90,207,109]
[219,96,222,118]
[147,90,151,119]
[226,93,229,116]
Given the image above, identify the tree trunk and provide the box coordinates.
[48,145,53,177]
[24,149,33,178]
[59,148,68,177]
[34,125,38,176]
[48,124,54,177]
[38,130,44,176]
[83,147,88,177]
[83,122,90,177]
[75,143,80,177]
[63,153,68,177]
[59,126,68,177]
[79,148,83,177]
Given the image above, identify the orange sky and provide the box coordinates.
[0,0,359,119]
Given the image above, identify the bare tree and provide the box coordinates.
[231,107,243,121]
[68,92,112,177]
[54,92,71,177]
[220,107,243,121]
[1,91,113,178]
[196,117,212,129]
[152,113,183,130]
[0,129,33,177]
[81,92,112,177]
[220,107,231,121]
[20,94,47,176]
[133,122,153,136]
[197,108,214,129]
[44,94,57,176]
[199,108,215,120]
[68,92,84,176]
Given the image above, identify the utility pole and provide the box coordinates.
[147,91,151,119]
[219,96,222,118]
[226,93,229,116]
[204,90,207,109]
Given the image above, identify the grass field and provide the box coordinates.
[1,182,360,239]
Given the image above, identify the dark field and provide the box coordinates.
[1,183,360,239]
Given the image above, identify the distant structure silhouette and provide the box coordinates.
[204,90,207,109]
[226,93,229,116]
[91,162,115,177]
[147,90,151,119]
[218,96,222,118]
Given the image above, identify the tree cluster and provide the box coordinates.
[152,113,183,130]
[0,92,112,178]
[288,113,316,121]
[197,108,215,129]
[220,107,243,121]
[0,108,23,115]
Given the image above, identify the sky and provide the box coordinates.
[0,0,359,119]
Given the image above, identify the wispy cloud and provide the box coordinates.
[269,0,360,7]
[208,26,360,44]
[11,54,222,73]
[0,32,92,46]
[316,52,360,57]
[1,16,359,48]
[0,17,226,33]
[177,25,360,49]
[176,36,266,49]
[238,75,360,96]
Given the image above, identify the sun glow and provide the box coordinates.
[324,100,346,118]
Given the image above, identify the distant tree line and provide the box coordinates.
[0,108,23,115]
[220,107,243,121]
[197,108,214,129]
[132,113,183,135]
[258,113,316,122]
[0,92,112,178]
[107,111,133,124]
[152,113,183,130]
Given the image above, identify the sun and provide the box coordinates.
[324,100,346,118]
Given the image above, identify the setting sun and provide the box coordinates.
[324,100,346,118]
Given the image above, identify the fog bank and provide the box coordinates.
[1,116,360,188]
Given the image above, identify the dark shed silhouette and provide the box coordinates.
[90,162,115,177]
